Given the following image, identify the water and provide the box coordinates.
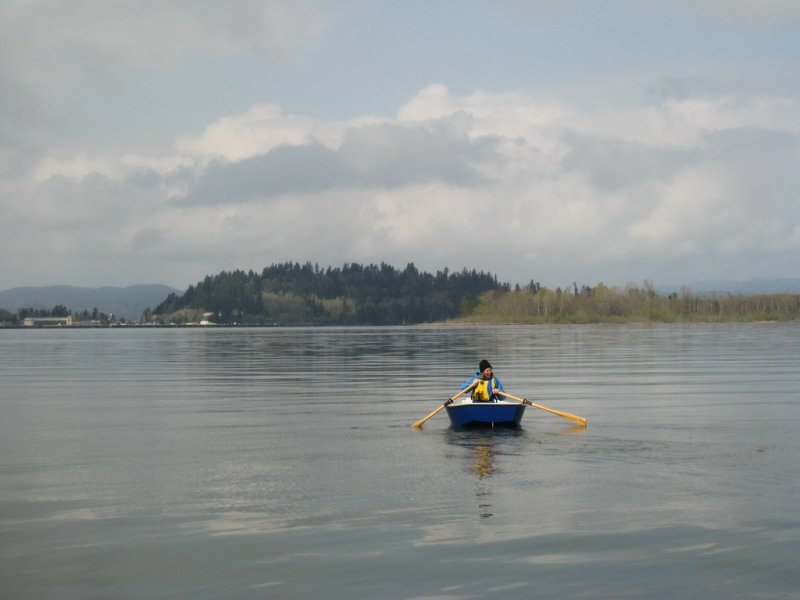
[1,324,798,599]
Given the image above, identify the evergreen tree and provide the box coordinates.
[153,261,505,325]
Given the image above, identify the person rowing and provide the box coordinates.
[460,359,505,402]
[412,359,587,428]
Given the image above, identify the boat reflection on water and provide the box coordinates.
[444,427,527,519]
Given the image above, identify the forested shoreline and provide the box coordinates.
[461,282,800,324]
[148,262,505,325]
[148,264,800,325]
[3,263,799,326]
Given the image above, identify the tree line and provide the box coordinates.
[0,306,115,325]
[149,262,507,325]
[464,281,800,323]
[4,267,798,326]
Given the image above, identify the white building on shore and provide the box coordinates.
[23,316,74,327]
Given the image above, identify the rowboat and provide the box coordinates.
[445,398,526,427]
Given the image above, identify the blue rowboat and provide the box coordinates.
[445,399,526,427]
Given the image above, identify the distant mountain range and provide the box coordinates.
[0,284,181,320]
[662,278,800,296]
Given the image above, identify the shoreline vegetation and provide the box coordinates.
[452,283,800,324]
[147,265,800,325]
[3,263,799,326]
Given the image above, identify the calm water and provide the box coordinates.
[1,325,799,599]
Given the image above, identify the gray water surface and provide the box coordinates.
[1,325,799,599]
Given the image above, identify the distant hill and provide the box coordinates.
[152,262,503,325]
[0,284,181,320]
[679,278,800,295]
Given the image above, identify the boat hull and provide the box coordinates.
[445,400,526,427]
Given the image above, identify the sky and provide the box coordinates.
[2,0,799,292]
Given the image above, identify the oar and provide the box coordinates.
[497,391,587,427]
[411,382,477,428]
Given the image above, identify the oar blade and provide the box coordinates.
[527,401,587,427]
[411,403,446,428]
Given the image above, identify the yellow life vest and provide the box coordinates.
[471,377,497,402]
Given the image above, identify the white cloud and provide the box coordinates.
[4,2,800,291]
[5,75,800,288]
[0,0,330,172]
[1,0,329,77]
[174,104,359,162]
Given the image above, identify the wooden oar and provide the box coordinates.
[411,382,477,428]
[497,391,587,427]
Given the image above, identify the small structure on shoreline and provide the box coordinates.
[23,316,74,327]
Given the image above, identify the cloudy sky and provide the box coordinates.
[2,1,799,291]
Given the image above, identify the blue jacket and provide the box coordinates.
[461,371,505,401]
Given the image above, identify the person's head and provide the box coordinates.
[479,359,493,379]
